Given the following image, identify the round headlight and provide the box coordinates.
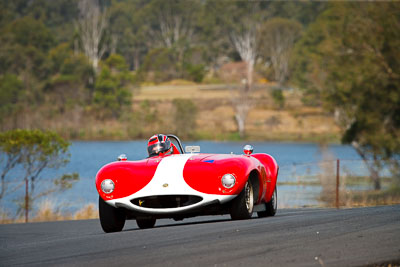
[221,174,236,189]
[101,179,115,194]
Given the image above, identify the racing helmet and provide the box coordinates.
[147,134,172,157]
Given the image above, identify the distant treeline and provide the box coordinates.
[0,0,328,128]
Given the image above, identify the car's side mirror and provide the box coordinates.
[185,146,200,153]
[243,145,253,155]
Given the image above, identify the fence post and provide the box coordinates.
[336,159,340,209]
[25,178,29,223]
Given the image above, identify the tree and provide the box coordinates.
[140,0,203,79]
[231,83,253,139]
[0,129,79,220]
[76,0,108,72]
[145,0,199,52]
[0,74,24,127]
[0,16,54,81]
[229,2,263,90]
[46,43,95,112]
[259,18,302,87]
[108,0,148,71]
[228,2,266,138]
[0,16,55,129]
[197,0,234,73]
[292,2,400,189]
[93,54,133,119]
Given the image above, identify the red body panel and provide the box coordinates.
[183,154,258,195]
[96,152,278,205]
[251,153,279,202]
[96,158,159,200]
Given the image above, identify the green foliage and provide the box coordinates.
[0,129,75,203]
[53,173,80,191]
[291,2,400,188]
[7,16,54,51]
[184,64,205,83]
[139,48,178,83]
[172,99,197,139]
[270,89,285,109]
[93,54,133,119]
[46,44,95,110]
[0,74,24,123]
[0,129,70,167]
[0,16,54,78]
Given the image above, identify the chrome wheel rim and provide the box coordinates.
[245,181,254,213]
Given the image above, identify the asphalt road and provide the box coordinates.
[1,205,399,267]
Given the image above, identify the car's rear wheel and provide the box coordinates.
[136,217,156,229]
[258,186,277,217]
[99,196,126,233]
[230,180,254,220]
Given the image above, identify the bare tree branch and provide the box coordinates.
[76,0,108,72]
[260,18,302,87]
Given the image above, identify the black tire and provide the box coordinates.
[136,217,156,229]
[99,196,126,233]
[230,180,254,220]
[258,186,277,217]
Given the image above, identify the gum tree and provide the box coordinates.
[292,2,400,189]
[0,129,79,220]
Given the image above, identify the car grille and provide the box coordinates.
[131,195,203,209]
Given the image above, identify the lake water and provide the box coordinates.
[2,140,366,213]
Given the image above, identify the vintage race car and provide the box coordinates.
[95,135,278,232]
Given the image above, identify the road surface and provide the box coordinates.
[1,205,399,266]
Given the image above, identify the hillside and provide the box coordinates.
[132,83,340,142]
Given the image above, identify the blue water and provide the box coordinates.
[1,141,363,213]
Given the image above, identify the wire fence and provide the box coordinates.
[277,159,398,208]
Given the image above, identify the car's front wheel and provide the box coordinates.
[230,180,254,220]
[136,217,156,229]
[99,196,126,233]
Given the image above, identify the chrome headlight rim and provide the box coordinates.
[221,173,236,189]
[101,179,115,194]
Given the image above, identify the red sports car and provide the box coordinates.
[95,135,278,232]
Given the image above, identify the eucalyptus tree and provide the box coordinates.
[259,18,302,88]
[0,129,79,220]
[141,0,202,78]
[292,2,400,189]
[226,1,268,138]
[108,0,148,70]
[76,0,108,72]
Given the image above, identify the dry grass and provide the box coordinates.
[32,200,68,222]
[74,203,98,220]
[343,189,400,208]
[5,83,340,141]
[134,84,340,142]
[0,201,98,224]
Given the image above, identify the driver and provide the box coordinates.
[147,134,173,157]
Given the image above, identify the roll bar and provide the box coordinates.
[167,134,185,154]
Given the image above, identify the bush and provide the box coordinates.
[93,55,133,119]
[173,99,197,139]
[185,64,205,83]
[271,89,285,109]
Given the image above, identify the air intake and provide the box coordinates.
[131,195,202,209]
